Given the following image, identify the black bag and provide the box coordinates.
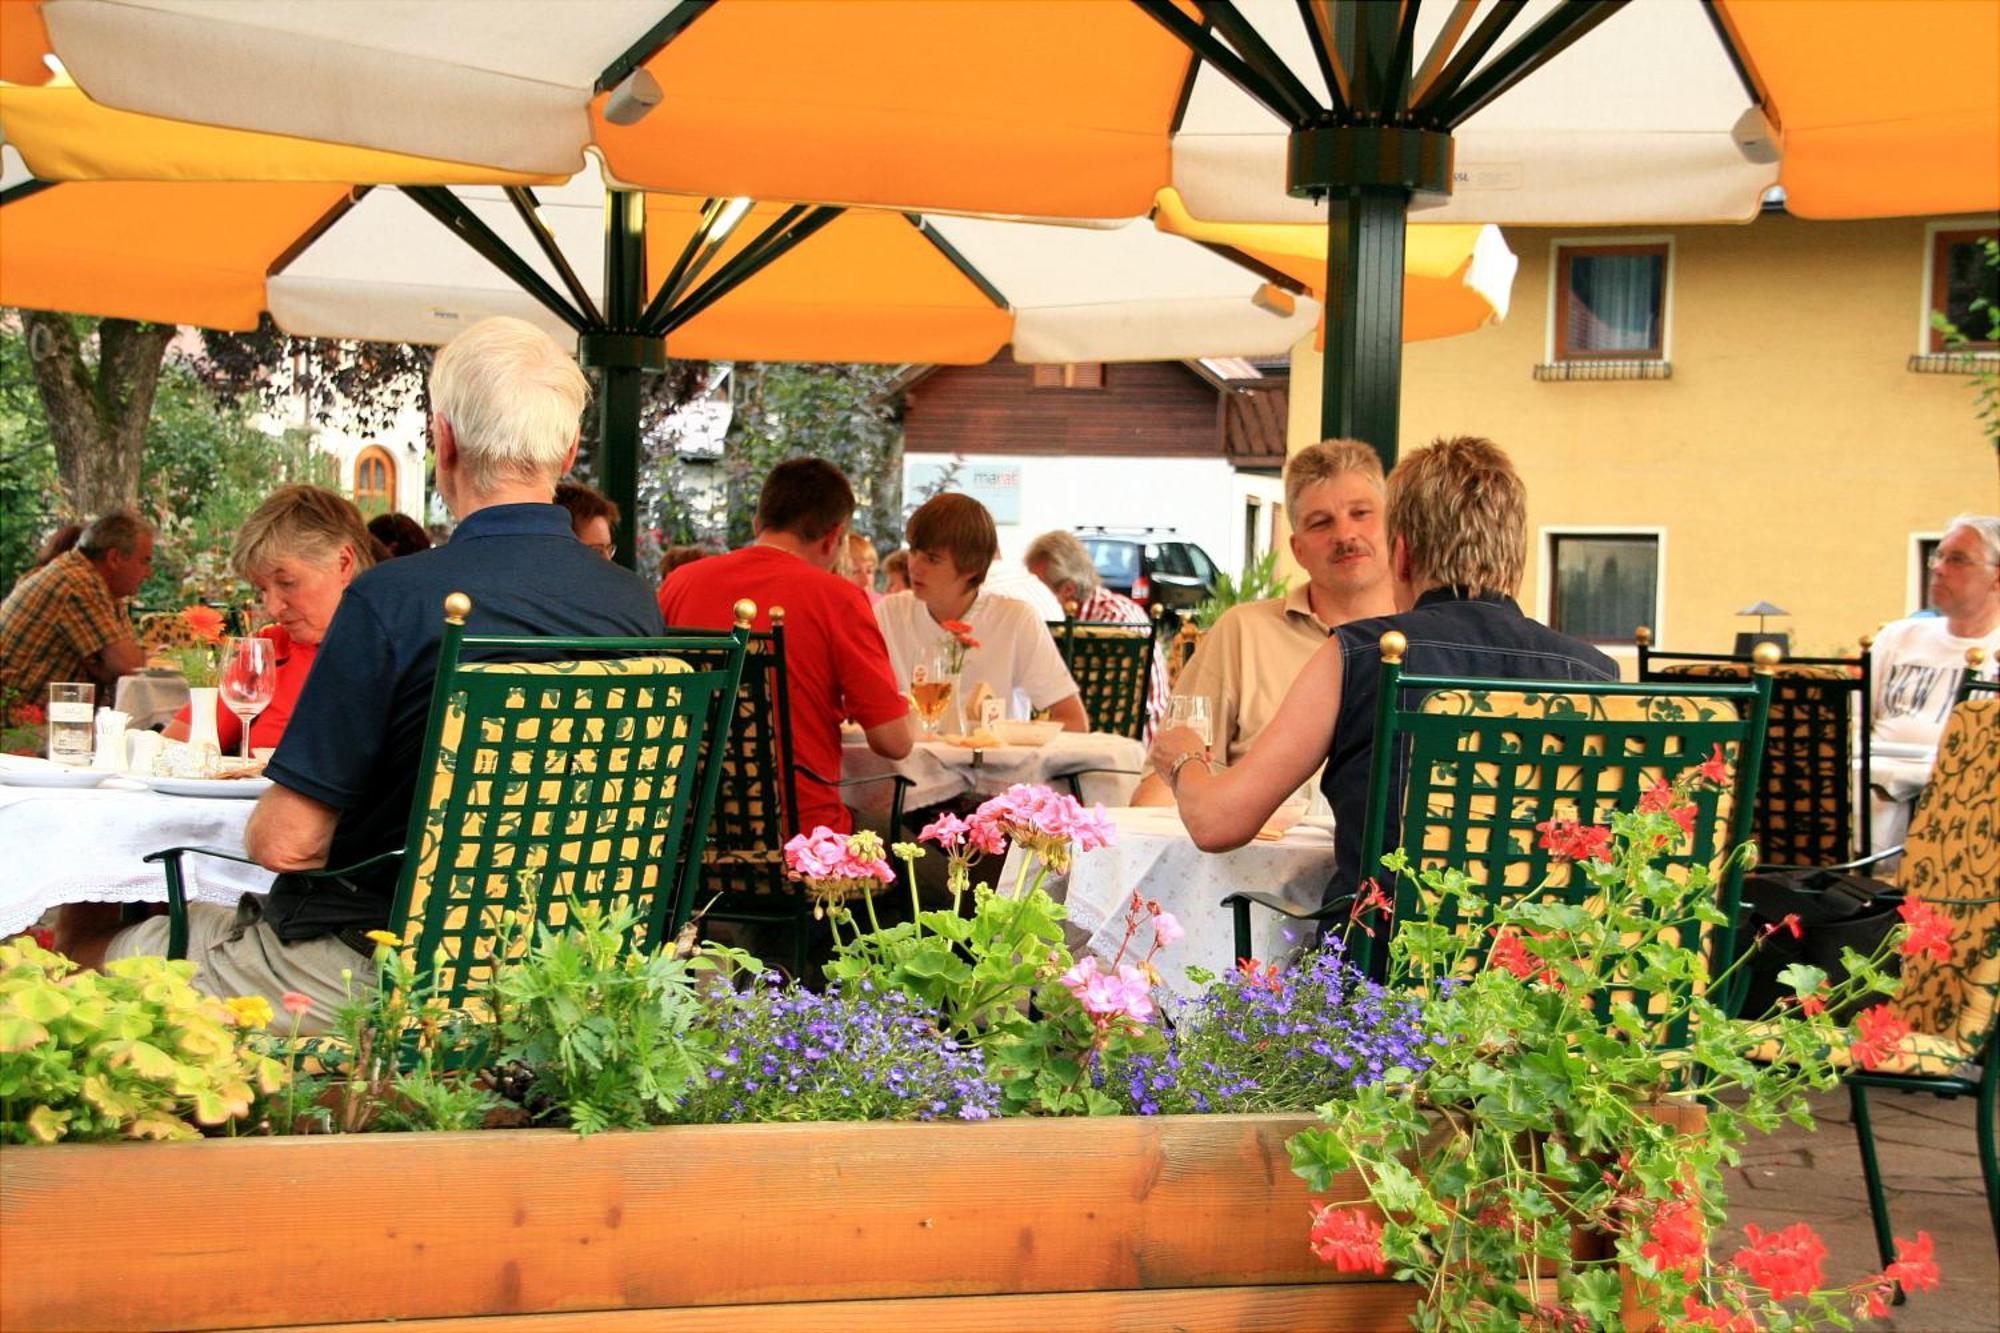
[1732,868,1904,1019]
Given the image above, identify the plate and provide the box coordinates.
[142,775,273,799]
[0,766,111,789]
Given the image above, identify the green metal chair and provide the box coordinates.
[147,592,749,1021]
[1226,632,1776,1028]
[1767,655,1999,1272]
[1047,605,1160,741]
[1637,626,1874,864]
[660,603,909,977]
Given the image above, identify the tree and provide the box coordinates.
[19,312,176,515]
[709,363,906,551]
[1930,234,2000,488]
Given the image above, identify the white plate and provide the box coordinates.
[142,775,273,799]
[0,767,111,789]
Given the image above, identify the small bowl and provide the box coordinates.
[993,719,1063,748]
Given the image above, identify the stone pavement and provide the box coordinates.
[1722,1086,1997,1332]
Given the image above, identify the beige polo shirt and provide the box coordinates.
[1172,586,1331,766]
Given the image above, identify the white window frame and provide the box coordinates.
[1908,530,1945,614]
[1544,235,1676,365]
[1536,525,1668,661]
[1917,217,2000,356]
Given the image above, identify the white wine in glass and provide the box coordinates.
[909,649,959,739]
[1165,695,1213,750]
[219,636,278,762]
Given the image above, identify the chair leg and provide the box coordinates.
[1231,898,1251,967]
[1848,1082,1898,1273]
[1979,1058,2000,1266]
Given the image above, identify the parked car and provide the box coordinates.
[1074,527,1219,626]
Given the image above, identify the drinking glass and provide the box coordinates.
[219,636,278,761]
[1165,694,1212,751]
[909,648,959,739]
[46,682,95,765]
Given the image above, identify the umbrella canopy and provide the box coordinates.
[19,0,1997,223]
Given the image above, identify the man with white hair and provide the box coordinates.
[1867,513,2000,852]
[92,318,664,1029]
[1024,527,1169,741]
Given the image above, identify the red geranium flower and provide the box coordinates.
[1849,1004,1909,1071]
[1308,1204,1387,1275]
[1897,898,1954,964]
[13,702,45,726]
[1696,742,1731,786]
[1639,1198,1706,1279]
[1348,877,1394,937]
[1885,1230,1940,1293]
[1732,1221,1828,1301]
[1639,780,1698,846]
[1535,818,1614,863]
[1790,983,1828,1018]
[1681,1296,1759,1331]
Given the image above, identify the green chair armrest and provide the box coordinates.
[1759,845,1904,877]
[1221,890,1352,966]
[141,845,405,960]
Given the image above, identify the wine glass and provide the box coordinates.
[219,636,278,762]
[909,647,959,740]
[1165,694,1212,752]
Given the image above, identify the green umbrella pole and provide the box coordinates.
[1320,186,1409,470]
[584,190,658,571]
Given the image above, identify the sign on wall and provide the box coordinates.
[903,458,1023,524]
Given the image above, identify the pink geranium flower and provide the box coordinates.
[784,825,896,915]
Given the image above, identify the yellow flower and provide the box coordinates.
[364,930,403,949]
[223,994,274,1029]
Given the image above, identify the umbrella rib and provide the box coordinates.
[647,197,729,328]
[905,217,1010,311]
[595,0,714,95]
[1196,0,1327,124]
[658,206,843,337]
[0,179,60,209]
[266,187,371,280]
[1698,0,1767,109]
[1293,0,1351,116]
[504,187,605,327]
[402,186,589,333]
[1133,0,1317,129]
[1381,0,1425,114]
[1408,0,1481,107]
[1407,0,1526,119]
[648,203,808,333]
[1428,0,1626,127]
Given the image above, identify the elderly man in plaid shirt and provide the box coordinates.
[1025,529,1169,742]
[0,510,152,703]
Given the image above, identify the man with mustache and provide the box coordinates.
[1133,439,1395,806]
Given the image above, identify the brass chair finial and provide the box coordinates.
[443,592,472,624]
[732,599,757,628]
[1752,641,1782,673]
[1380,631,1408,664]
[1635,625,1652,648]
[769,605,786,626]
[1859,630,1875,652]
[1968,645,1987,670]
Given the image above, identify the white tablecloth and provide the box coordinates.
[1004,805,1338,1001]
[0,769,270,937]
[115,671,191,732]
[840,731,1146,822]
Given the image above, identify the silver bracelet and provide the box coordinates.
[1167,750,1207,791]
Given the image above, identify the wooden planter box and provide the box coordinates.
[2,1114,1419,1332]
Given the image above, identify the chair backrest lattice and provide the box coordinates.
[1167,618,1205,687]
[388,597,747,1016]
[1049,614,1158,740]
[1891,665,2000,1058]
[659,611,800,905]
[1359,633,1775,1033]
[1638,629,1872,863]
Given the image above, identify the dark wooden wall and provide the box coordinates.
[903,359,1223,458]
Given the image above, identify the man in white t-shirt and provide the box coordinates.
[875,493,1087,732]
[1868,513,2000,851]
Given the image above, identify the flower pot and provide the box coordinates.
[1,1115,1414,1332]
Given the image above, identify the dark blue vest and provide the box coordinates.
[1320,589,1619,909]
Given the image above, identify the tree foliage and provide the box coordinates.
[1929,234,2000,485]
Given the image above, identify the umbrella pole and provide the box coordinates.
[580,190,662,573]
[1320,187,1409,471]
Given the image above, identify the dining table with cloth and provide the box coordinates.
[0,764,270,939]
[1000,804,1339,1002]
[838,730,1145,825]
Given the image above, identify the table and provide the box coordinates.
[115,670,191,732]
[1003,805,1338,1002]
[0,767,269,938]
[839,731,1146,823]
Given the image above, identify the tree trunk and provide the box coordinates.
[23,313,177,517]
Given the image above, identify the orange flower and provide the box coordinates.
[180,605,226,643]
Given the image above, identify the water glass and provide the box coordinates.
[47,682,95,765]
[1165,694,1212,750]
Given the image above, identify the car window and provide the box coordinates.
[1152,544,1195,577]
[1083,538,1138,583]
[1185,545,1217,582]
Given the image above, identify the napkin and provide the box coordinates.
[92,709,133,771]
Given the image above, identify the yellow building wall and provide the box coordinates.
[1290,212,1999,666]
